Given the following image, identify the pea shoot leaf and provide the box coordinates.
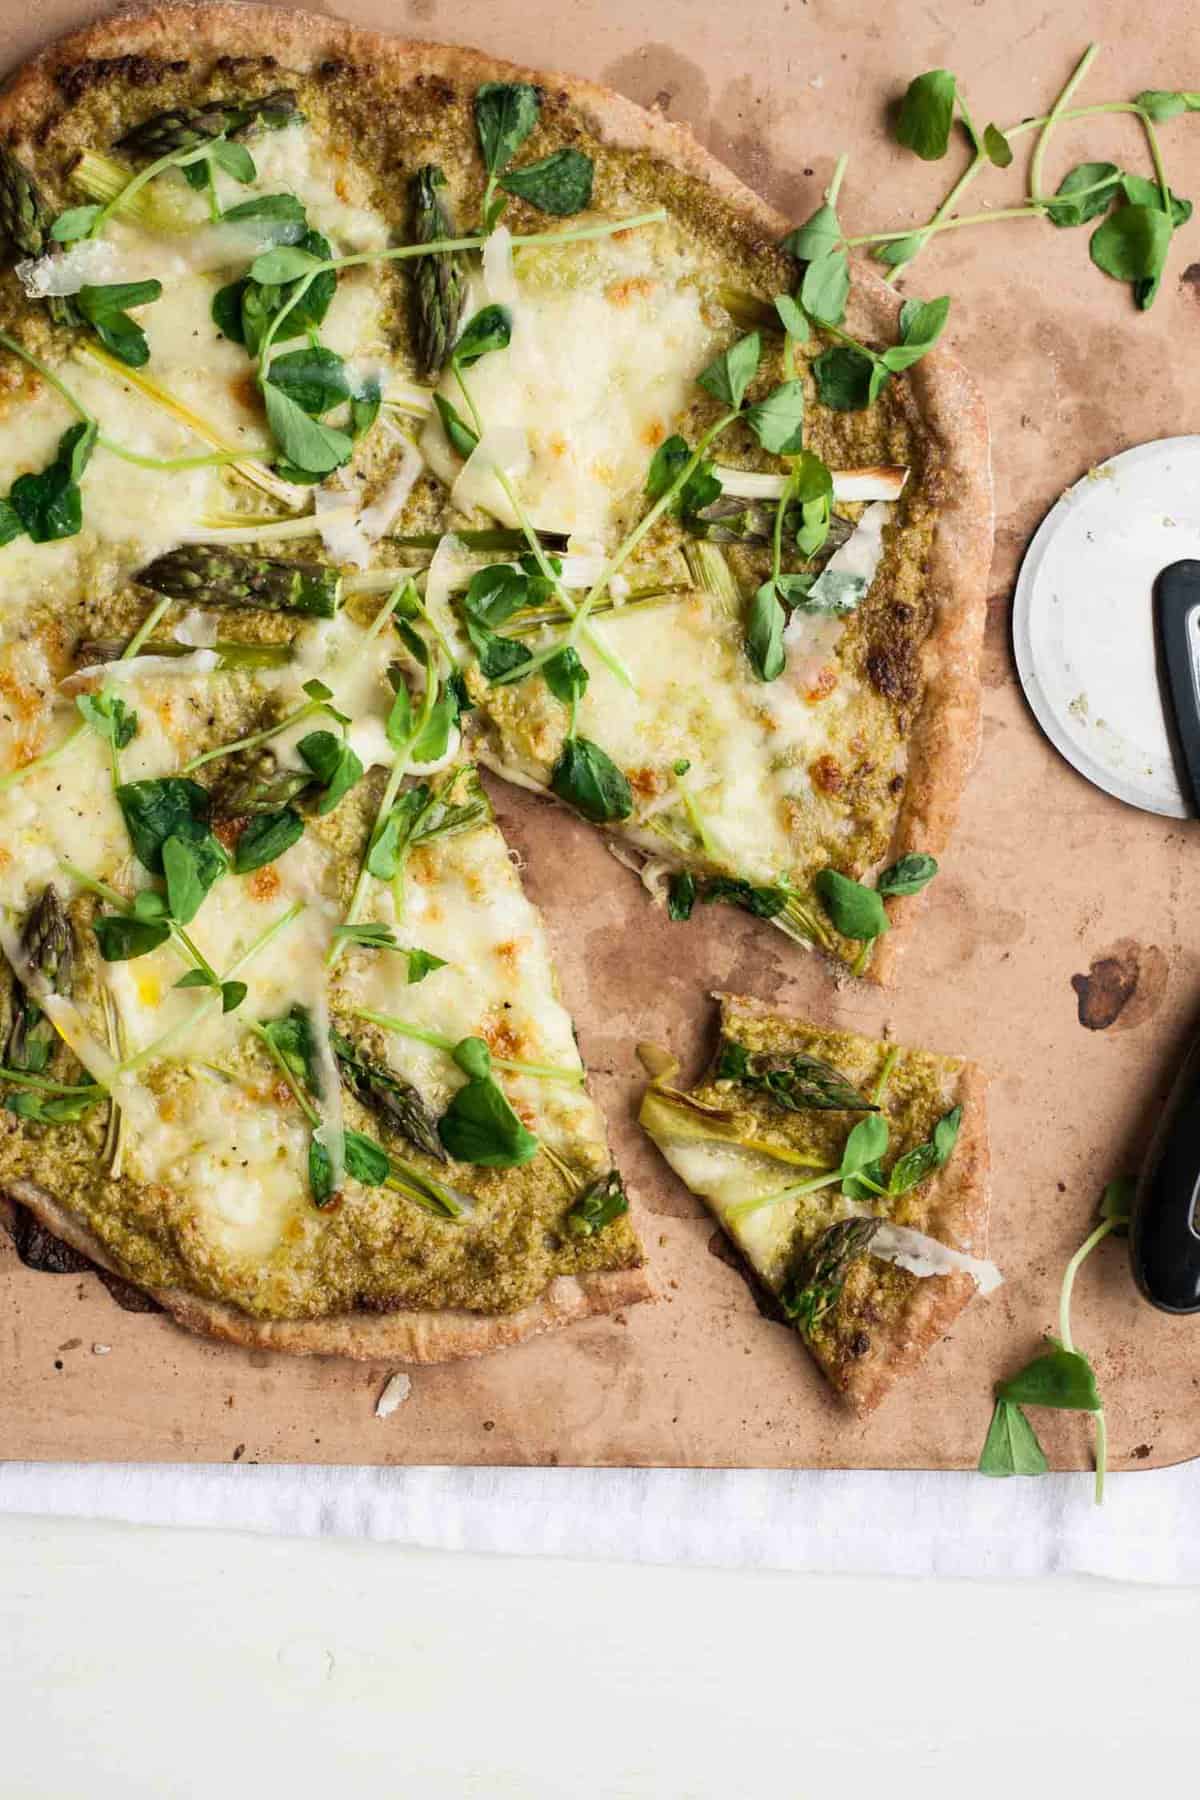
[51,204,102,244]
[896,69,959,161]
[983,123,1013,168]
[881,295,950,370]
[814,868,890,941]
[116,777,211,874]
[438,1073,539,1167]
[812,345,875,412]
[233,808,304,874]
[74,280,162,367]
[780,201,842,263]
[800,250,849,324]
[774,292,809,340]
[697,332,761,410]
[1120,173,1192,228]
[747,580,786,683]
[550,735,632,824]
[998,1346,1102,1413]
[876,852,938,896]
[745,379,805,454]
[75,690,137,749]
[464,563,528,628]
[93,913,171,962]
[467,616,533,681]
[978,1399,1050,1477]
[221,191,307,239]
[475,82,542,177]
[262,382,352,476]
[266,345,351,416]
[452,303,512,367]
[1089,202,1173,283]
[434,392,478,458]
[249,244,326,285]
[543,645,589,706]
[500,148,594,215]
[7,422,97,545]
[211,140,257,184]
[296,729,362,814]
[1134,89,1199,123]
[162,830,227,926]
[1044,162,1123,228]
[644,435,721,516]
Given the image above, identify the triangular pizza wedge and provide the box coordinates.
[640,993,993,1413]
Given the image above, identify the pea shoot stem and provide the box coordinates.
[256,210,668,378]
[352,1008,584,1083]
[1030,42,1101,205]
[180,693,325,775]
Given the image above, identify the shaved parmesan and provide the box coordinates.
[450,425,532,523]
[308,991,346,1192]
[870,1221,1003,1294]
[314,483,371,569]
[16,239,119,298]
[375,1371,413,1418]
[359,436,423,541]
[61,650,219,692]
[796,500,892,617]
[713,464,909,503]
[482,223,520,309]
[172,610,219,648]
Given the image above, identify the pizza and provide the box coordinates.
[0,7,989,1361]
[640,995,995,1413]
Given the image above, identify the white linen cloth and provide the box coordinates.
[1,1458,1197,1580]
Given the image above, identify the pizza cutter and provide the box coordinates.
[1013,436,1200,1314]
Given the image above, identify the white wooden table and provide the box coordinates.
[1,1516,1195,1795]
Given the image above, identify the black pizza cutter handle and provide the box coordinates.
[1130,561,1200,1313]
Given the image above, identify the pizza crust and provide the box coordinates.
[0,5,991,1352]
[3,1177,654,1360]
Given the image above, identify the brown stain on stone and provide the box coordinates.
[1180,263,1200,304]
[602,45,711,133]
[1071,938,1169,1032]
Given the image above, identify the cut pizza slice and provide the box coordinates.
[0,589,650,1358]
[639,993,994,1413]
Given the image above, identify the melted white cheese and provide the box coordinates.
[422,220,720,538]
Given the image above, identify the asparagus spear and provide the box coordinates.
[136,546,341,618]
[5,885,73,1074]
[76,637,292,671]
[115,90,302,159]
[330,1028,447,1162]
[0,144,55,262]
[562,1169,629,1239]
[780,1217,881,1333]
[210,759,316,821]
[0,145,79,327]
[410,165,467,378]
